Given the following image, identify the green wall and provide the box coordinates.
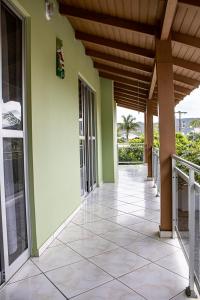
[101,78,117,182]
[12,0,102,254]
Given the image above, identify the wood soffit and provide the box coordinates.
[59,0,200,112]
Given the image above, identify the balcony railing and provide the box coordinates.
[152,148,160,196]
[172,154,200,297]
[118,143,144,164]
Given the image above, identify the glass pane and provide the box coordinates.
[3,138,28,265]
[177,174,189,255]
[93,140,96,184]
[1,4,23,130]
[80,140,85,196]
[79,80,84,136]
[194,185,200,284]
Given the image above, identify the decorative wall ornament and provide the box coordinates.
[56,38,65,79]
[45,0,54,21]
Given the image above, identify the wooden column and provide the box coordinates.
[146,102,153,178]
[156,39,175,233]
[144,112,148,164]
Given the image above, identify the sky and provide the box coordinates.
[117,86,200,123]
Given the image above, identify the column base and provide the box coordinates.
[159,229,172,238]
[147,176,153,181]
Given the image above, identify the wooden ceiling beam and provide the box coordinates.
[114,94,147,104]
[117,102,158,116]
[174,84,192,95]
[115,99,146,109]
[160,0,178,39]
[86,49,152,74]
[99,72,149,90]
[75,31,155,59]
[114,83,148,96]
[148,0,177,100]
[64,4,200,55]
[173,57,200,73]
[115,98,158,110]
[116,102,145,113]
[116,98,146,106]
[179,0,200,8]
[174,73,199,87]
[115,101,146,111]
[172,32,200,49]
[59,3,157,36]
[155,84,192,95]
[148,65,157,100]
[114,88,148,100]
[94,62,150,83]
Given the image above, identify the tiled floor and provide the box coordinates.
[0,165,195,299]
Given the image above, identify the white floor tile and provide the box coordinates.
[119,263,187,300]
[89,247,149,277]
[0,274,65,300]
[45,260,113,298]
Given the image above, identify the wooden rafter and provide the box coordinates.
[148,66,157,99]
[59,4,157,36]
[94,62,150,83]
[115,100,146,109]
[148,0,178,100]
[114,83,148,96]
[115,100,146,110]
[114,94,147,104]
[116,102,145,113]
[114,88,148,100]
[172,32,200,49]
[174,74,199,87]
[63,2,200,54]
[99,72,149,90]
[95,61,196,90]
[173,57,200,73]
[86,49,152,74]
[179,0,200,8]
[75,31,154,59]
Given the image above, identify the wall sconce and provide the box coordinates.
[45,0,54,20]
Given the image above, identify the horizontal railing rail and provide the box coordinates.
[172,155,200,297]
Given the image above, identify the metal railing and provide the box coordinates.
[118,143,144,164]
[172,154,200,297]
[152,148,160,196]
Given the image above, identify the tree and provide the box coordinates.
[119,115,139,141]
[190,119,200,130]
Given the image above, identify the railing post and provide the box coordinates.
[186,168,197,298]
[172,157,177,239]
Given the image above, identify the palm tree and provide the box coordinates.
[119,114,139,141]
[190,119,200,130]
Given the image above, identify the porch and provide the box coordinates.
[0,165,189,300]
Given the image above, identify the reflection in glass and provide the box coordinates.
[177,175,189,255]
[194,186,200,283]
[3,138,27,264]
[1,3,22,130]
[80,140,85,196]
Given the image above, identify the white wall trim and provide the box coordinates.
[159,230,173,238]
[36,203,83,257]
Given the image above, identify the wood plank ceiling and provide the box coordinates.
[59,0,200,116]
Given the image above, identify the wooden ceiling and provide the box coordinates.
[59,0,200,116]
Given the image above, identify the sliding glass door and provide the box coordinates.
[0,1,30,283]
[79,79,97,196]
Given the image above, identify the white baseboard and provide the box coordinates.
[159,230,173,238]
[147,177,153,181]
[36,204,83,257]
